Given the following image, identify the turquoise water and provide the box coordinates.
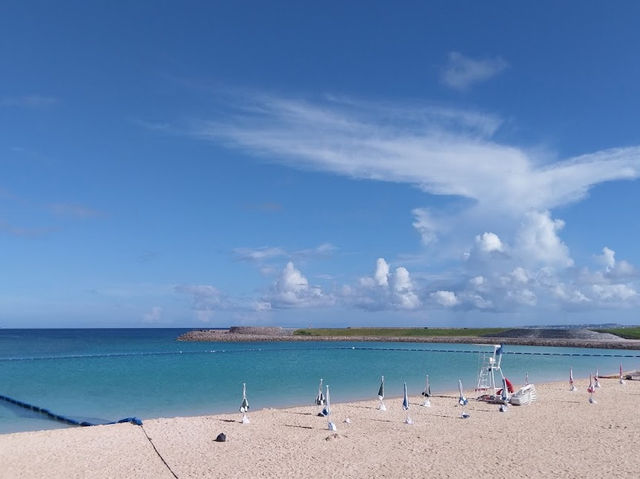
[1,329,638,434]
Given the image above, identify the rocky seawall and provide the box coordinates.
[177,328,640,350]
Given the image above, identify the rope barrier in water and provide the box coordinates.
[0,345,639,363]
[0,393,142,427]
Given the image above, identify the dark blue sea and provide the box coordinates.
[1,328,637,434]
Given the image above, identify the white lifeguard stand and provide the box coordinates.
[476,345,506,396]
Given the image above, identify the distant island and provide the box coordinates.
[178,326,640,350]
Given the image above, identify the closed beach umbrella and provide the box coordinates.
[322,384,331,417]
[421,374,432,407]
[402,382,409,410]
[377,375,387,411]
[422,375,431,398]
[240,383,250,424]
[619,364,625,385]
[500,377,510,408]
[458,379,468,406]
[458,379,470,418]
[587,374,597,404]
[324,384,336,431]
[569,368,577,391]
[402,382,413,424]
[594,369,601,388]
[315,378,325,406]
[240,383,249,413]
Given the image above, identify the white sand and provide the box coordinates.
[2,378,639,478]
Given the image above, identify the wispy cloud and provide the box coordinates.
[440,52,508,91]
[191,94,640,219]
[233,243,336,263]
[1,95,59,108]
[49,202,103,218]
[0,220,56,238]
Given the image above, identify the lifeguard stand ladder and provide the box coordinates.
[476,344,505,394]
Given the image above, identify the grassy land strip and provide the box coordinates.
[293,327,509,337]
[595,327,640,340]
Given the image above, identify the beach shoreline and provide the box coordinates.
[2,376,639,478]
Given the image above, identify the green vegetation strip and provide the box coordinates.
[595,327,640,340]
[293,328,509,337]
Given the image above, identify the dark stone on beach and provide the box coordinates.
[215,433,227,442]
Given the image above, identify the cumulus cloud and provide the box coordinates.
[515,211,573,268]
[431,290,459,307]
[591,283,637,302]
[594,246,636,279]
[164,91,640,319]
[597,246,616,271]
[264,261,330,309]
[440,52,508,91]
[374,258,390,287]
[344,258,421,311]
[392,267,421,309]
[475,232,504,253]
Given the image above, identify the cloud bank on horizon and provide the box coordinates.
[170,88,640,323]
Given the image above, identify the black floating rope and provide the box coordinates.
[0,393,142,427]
[1,345,638,363]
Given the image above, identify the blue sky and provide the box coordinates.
[1,1,639,328]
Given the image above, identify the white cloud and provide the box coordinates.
[595,247,636,279]
[475,232,504,253]
[515,211,573,268]
[412,208,438,245]
[592,283,637,302]
[345,258,421,311]
[193,94,640,219]
[233,246,286,262]
[440,52,508,91]
[507,288,537,306]
[552,284,590,304]
[392,267,421,309]
[264,262,329,309]
[511,267,529,283]
[431,290,459,307]
[164,91,640,319]
[374,258,390,287]
[233,243,336,263]
[597,246,616,271]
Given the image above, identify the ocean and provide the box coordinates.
[1,328,638,434]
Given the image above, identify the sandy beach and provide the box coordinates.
[1,376,639,478]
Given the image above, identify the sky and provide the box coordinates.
[1,1,639,328]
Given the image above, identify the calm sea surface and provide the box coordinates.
[1,328,638,434]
